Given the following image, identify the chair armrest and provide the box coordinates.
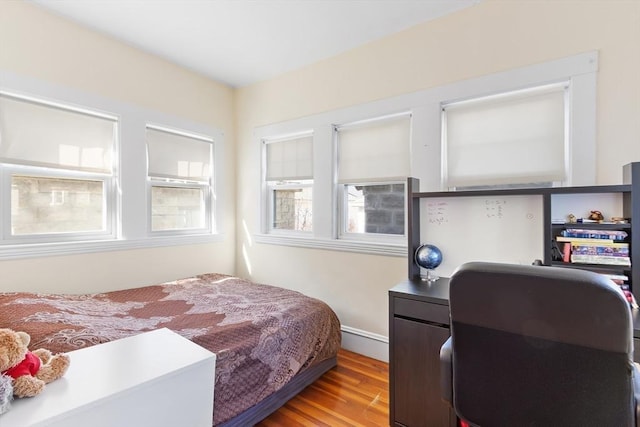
[634,363,640,427]
[440,336,453,406]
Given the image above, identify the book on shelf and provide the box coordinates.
[571,244,629,257]
[570,254,631,266]
[556,236,617,244]
[561,229,628,240]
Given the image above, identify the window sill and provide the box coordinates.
[254,234,406,257]
[0,233,225,261]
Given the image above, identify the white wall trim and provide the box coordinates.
[341,325,389,362]
[254,233,406,257]
[0,233,226,261]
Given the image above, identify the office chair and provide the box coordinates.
[440,262,640,427]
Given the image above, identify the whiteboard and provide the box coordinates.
[418,195,544,278]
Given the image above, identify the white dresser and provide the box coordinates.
[1,328,216,427]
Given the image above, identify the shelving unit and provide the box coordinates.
[390,162,640,427]
[407,162,640,301]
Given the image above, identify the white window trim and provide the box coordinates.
[147,180,213,235]
[145,124,215,236]
[0,70,225,261]
[254,51,597,256]
[261,131,315,235]
[337,181,407,243]
[440,81,570,189]
[1,165,117,243]
[265,181,314,236]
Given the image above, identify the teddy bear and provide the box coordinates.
[0,328,70,398]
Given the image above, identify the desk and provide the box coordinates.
[1,328,216,427]
[388,278,640,427]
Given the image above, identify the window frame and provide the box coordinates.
[1,164,117,244]
[333,112,411,243]
[147,180,212,236]
[261,131,315,236]
[337,180,407,243]
[145,124,215,237]
[0,91,119,245]
[0,70,225,261]
[440,81,570,190]
[266,179,314,235]
[253,51,597,257]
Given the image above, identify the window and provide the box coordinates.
[442,82,568,190]
[335,113,410,238]
[0,92,117,242]
[263,133,313,233]
[146,126,213,233]
[254,52,596,256]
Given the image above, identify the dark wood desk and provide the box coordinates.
[388,278,640,427]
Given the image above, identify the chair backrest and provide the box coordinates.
[448,261,636,427]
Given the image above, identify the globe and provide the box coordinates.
[415,244,443,282]
[415,244,443,270]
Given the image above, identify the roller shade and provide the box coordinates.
[0,94,115,173]
[444,84,566,188]
[337,114,410,183]
[265,134,313,181]
[147,127,212,182]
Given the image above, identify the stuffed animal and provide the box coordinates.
[0,328,70,398]
[0,373,12,414]
[589,210,604,221]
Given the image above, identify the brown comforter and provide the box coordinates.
[0,273,341,425]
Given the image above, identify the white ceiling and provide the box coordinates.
[29,0,479,88]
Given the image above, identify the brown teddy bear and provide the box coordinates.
[0,328,70,398]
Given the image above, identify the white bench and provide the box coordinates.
[1,328,216,427]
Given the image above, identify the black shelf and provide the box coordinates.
[413,184,632,199]
[407,162,640,302]
[552,222,631,230]
[550,261,631,274]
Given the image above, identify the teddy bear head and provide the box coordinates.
[0,329,30,373]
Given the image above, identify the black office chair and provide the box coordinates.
[440,261,640,427]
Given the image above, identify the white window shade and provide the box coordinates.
[337,114,410,183]
[265,134,313,181]
[444,85,566,188]
[147,127,212,182]
[0,94,115,173]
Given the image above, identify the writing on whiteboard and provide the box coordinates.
[427,201,449,225]
[485,199,507,219]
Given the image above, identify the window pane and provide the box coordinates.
[272,187,312,231]
[346,184,404,235]
[11,175,104,235]
[151,186,204,231]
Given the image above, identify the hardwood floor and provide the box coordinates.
[256,349,389,427]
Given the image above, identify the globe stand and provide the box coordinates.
[421,269,439,283]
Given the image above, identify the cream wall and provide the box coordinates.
[0,1,236,293]
[235,0,640,345]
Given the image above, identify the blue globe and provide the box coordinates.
[415,244,443,270]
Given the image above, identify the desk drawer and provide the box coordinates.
[394,297,450,326]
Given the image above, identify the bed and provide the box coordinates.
[0,273,341,426]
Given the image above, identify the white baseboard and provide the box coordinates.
[340,325,389,363]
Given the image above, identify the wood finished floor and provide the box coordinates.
[256,349,389,427]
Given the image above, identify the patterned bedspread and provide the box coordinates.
[0,273,341,425]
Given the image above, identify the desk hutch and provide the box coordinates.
[389,162,640,427]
